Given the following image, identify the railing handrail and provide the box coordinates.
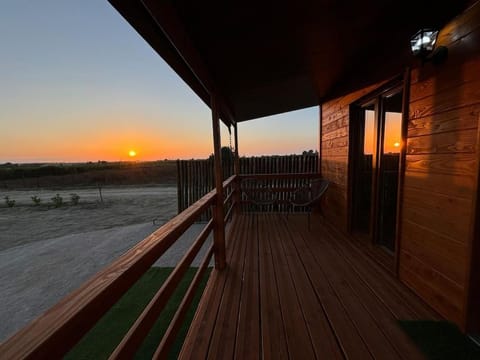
[0,175,238,359]
[238,172,321,180]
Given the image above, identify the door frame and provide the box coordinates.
[465,106,480,334]
[347,75,407,269]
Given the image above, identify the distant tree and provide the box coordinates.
[208,146,234,161]
[221,146,234,161]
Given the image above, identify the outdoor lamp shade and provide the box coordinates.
[410,29,439,56]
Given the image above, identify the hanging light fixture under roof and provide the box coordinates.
[410,28,439,56]
[410,28,447,65]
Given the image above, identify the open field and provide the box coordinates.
[0,186,177,251]
[0,184,217,343]
[0,160,178,189]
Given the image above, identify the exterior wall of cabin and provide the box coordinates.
[320,2,480,330]
[320,82,384,230]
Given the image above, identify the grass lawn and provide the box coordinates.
[65,267,211,360]
[399,320,480,360]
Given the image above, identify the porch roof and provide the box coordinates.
[108,0,468,123]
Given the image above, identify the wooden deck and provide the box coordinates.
[180,213,440,359]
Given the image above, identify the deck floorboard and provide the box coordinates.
[180,214,438,359]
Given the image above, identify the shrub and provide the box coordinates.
[70,193,80,205]
[51,194,63,208]
[31,195,41,205]
[4,196,15,207]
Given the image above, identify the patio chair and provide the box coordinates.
[241,178,277,212]
[288,179,329,230]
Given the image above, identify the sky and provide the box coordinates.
[0,1,318,163]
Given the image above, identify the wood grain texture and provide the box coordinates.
[323,115,349,134]
[325,221,439,320]
[181,214,433,359]
[404,170,475,199]
[322,81,386,121]
[401,219,467,285]
[293,222,401,359]
[258,215,289,359]
[234,215,260,360]
[322,135,349,149]
[399,251,464,325]
[275,218,345,359]
[410,60,480,102]
[409,79,480,120]
[322,145,349,157]
[321,83,387,233]
[407,128,477,154]
[322,126,348,141]
[265,215,317,359]
[405,153,477,176]
[206,214,248,359]
[402,186,472,242]
[401,20,480,327]
[407,104,479,137]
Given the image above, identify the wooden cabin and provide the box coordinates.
[2,0,479,358]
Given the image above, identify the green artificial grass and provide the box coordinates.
[65,267,211,360]
[399,320,480,360]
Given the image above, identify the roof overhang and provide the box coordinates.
[108,0,469,123]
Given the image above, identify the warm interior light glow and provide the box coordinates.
[394,142,400,148]
[128,150,137,157]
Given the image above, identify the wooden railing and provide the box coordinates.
[0,175,237,359]
[238,173,322,212]
[177,154,319,218]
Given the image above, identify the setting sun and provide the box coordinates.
[128,150,137,157]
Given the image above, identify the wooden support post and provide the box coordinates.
[233,123,241,214]
[211,95,226,270]
[318,104,322,177]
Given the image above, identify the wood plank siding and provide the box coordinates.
[320,82,386,230]
[320,2,480,330]
[401,2,480,329]
[180,214,437,359]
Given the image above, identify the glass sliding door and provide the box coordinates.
[350,86,403,253]
[376,91,402,251]
[351,102,376,236]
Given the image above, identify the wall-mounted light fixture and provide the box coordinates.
[410,28,448,65]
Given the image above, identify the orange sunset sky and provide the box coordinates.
[0,1,317,163]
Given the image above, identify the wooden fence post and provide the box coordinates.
[211,95,226,270]
[233,123,241,214]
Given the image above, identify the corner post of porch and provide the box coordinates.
[211,94,226,270]
[233,122,241,214]
[318,103,323,176]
